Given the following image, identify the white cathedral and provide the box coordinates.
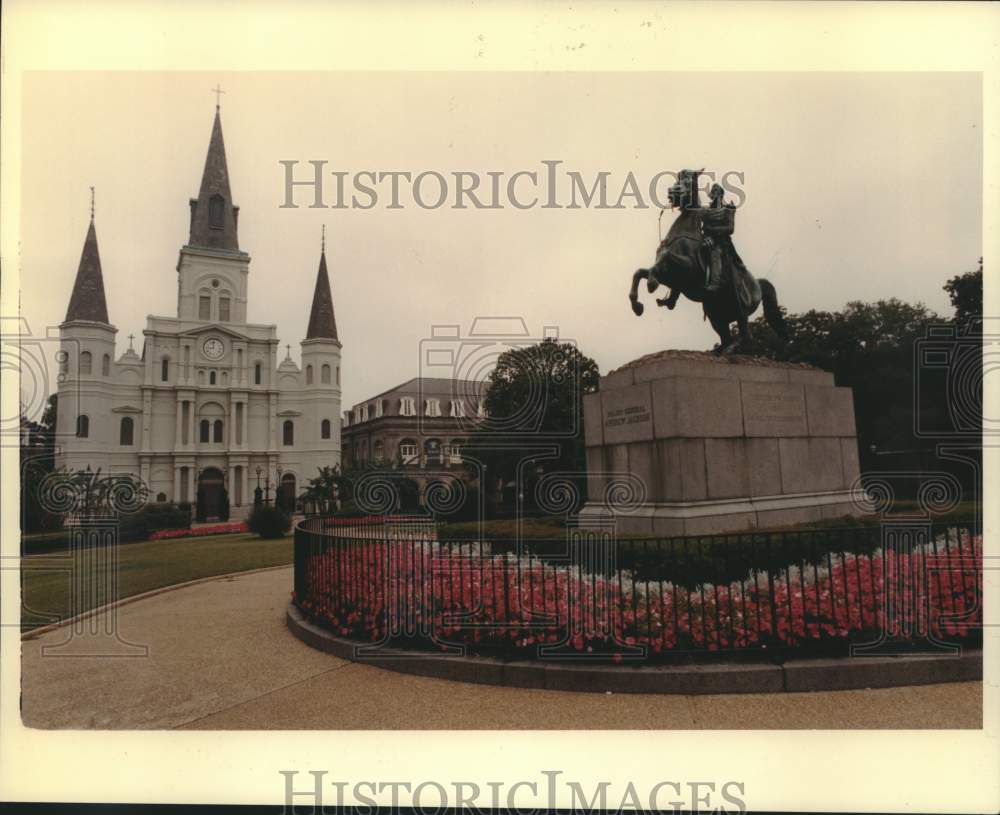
[55,105,343,519]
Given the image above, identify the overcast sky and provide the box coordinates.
[21,72,981,410]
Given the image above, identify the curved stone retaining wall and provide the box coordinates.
[287,602,981,695]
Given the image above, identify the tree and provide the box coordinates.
[331,461,421,516]
[20,394,59,533]
[25,466,148,522]
[463,338,600,514]
[745,298,940,467]
[303,465,347,513]
[943,259,983,327]
[743,273,982,497]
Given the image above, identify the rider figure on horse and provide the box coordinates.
[629,168,788,353]
[702,183,733,294]
[657,170,741,307]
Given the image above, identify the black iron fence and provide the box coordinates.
[293,517,982,660]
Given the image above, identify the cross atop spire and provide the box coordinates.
[321,224,326,253]
[89,186,95,221]
[211,83,225,110]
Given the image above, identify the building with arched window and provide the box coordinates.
[55,103,343,520]
[341,377,486,504]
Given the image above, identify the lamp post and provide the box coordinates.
[275,464,284,511]
[83,465,93,517]
[254,465,263,507]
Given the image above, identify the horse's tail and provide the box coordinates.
[759,278,789,340]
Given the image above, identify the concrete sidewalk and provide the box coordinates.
[20,567,982,730]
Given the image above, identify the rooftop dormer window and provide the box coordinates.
[400,397,416,417]
[426,399,441,417]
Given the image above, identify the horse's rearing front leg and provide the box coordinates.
[656,288,680,310]
[629,269,648,316]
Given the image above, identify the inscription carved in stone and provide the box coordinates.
[601,383,654,444]
[604,404,651,429]
[741,383,807,437]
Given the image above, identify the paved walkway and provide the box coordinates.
[21,567,982,730]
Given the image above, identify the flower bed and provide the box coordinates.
[149,522,248,541]
[294,528,982,659]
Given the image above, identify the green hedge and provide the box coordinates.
[119,503,192,542]
[434,524,889,589]
[247,504,291,539]
[436,518,567,542]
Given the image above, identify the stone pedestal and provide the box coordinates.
[579,350,864,535]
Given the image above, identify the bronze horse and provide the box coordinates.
[628,177,788,354]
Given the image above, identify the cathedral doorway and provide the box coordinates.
[198,467,226,520]
[279,473,297,513]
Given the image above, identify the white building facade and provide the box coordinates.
[55,106,343,518]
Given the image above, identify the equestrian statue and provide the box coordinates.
[628,169,788,354]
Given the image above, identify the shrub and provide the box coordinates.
[396,478,421,513]
[119,503,192,542]
[331,500,364,518]
[437,517,566,542]
[247,504,291,539]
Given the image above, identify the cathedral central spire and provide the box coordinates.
[187,105,240,252]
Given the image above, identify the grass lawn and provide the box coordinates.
[21,532,292,632]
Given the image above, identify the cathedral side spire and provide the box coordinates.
[65,194,110,324]
[305,232,338,341]
[187,104,240,252]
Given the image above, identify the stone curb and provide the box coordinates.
[20,564,292,642]
[286,602,982,695]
